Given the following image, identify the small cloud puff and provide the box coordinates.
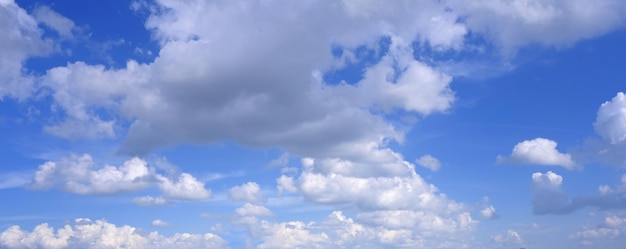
[415,154,441,171]
[151,219,170,227]
[497,138,575,169]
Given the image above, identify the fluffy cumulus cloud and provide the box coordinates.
[32,0,465,157]
[4,0,626,146]
[270,157,477,246]
[4,1,626,248]
[231,208,474,249]
[30,154,152,194]
[228,182,265,204]
[29,154,211,201]
[596,92,626,144]
[156,173,211,200]
[481,205,499,219]
[591,92,626,167]
[497,138,575,168]
[0,218,227,249]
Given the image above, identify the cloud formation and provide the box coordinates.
[595,92,626,144]
[29,154,211,201]
[531,171,626,215]
[273,157,477,242]
[497,138,575,168]
[0,218,227,249]
[228,182,265,204]
[415,154,442,171]
[0,1,52,100]
[588,92,626,167]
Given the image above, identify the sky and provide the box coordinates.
[1,0,626,248]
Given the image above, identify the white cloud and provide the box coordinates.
[231,203,274,226]
[276,175,298,194]
[31,0,465,160]
[255,220,331,249]
[151,219,170,227]
[32,5,75,38]
[572,213,626,243]
[575,227,620,240]
[133,196,170,206]
[492,229,524,245]
[531,171,569,214]
[29,154,211,201]
[156,173,211,201]
[0,218,228,249]
[595,92,626,144]
[234,203,273,218]
[274,157,477,243]
[0,1,52,100]
[231,208,475,248]
[497,137,575,168]
[30,154,151,194]
[228,182,264,204]
[41,61,150,139]
[415,154,441,171]
[451,0,626,52]
[585,92,626,167]
[481,205,498,219]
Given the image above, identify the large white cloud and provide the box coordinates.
[451,0,626,53]
[34,0,465,158]
[274,157,477,242]
[231,207,475,248]
[0,218,227,249]
[0,0,52,100]
[497,137,575,168]
[29,154,211,201]
[7,0,626,148]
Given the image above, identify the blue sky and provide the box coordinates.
[2,0,626,248]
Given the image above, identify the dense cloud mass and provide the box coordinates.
[2,0,626,248]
